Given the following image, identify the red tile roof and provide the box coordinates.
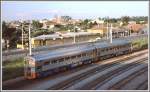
[127,24,144,32]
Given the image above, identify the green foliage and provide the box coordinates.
[61,16,72,22]
[132,38,148,49]
[130,16,148,24]
[32,20,43,29]
[2,21,22,49]
[121,16,130,25]
[2,58,24,81]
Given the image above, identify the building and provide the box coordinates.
[112,27,129,38]
[91,18,104,24]
[128,21,136,24]
[87,23,107,37]
[127,24,144,33]
[31,32,100,48]
[42,21,57,29]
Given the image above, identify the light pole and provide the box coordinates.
[107,22,109,39]
[21,23,24,49]
[74,26,77,43]
[28,22,32,55]
[106,17,109,39]
[110,24,112,43]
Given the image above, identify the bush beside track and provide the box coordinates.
[131,38,148,51]
[2,58,24,81]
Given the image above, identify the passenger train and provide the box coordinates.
[24,39,134,79]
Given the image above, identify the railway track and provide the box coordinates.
[48,53,148,90]
[96,62,147,90]
[70,58,147,90]
[80,58,147,90]
[136,80,148,90]
[109,67,148,90]
[3,50,148,90]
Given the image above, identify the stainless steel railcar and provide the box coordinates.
[24,40,132,79]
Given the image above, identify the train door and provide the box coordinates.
[93,48,98,62]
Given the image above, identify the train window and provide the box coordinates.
[107,48,109,51]
[77,54,80,58]
[81,54,83,57]
[44,61,50,65]
[105,48,107,51]
[51,60,57,64]
[71,56,76,59]
[65,57,70,60]
[82,53,86,57]
[58,58,64,62]
[37,66,42,70]
[87,52,90,56]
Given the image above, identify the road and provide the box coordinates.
[2,49,148,90]
[2,34,148,61]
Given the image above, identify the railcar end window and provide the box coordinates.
[37,66,42,70]
[51,60,57,64]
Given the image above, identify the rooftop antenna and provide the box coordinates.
[28,21,32,55]
[110,24,112,43]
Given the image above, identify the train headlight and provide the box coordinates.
[29,61,35,66]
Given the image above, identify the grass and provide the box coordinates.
[131,38,148,49]
[2,57,24,81]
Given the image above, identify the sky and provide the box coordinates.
[1,1,148,22]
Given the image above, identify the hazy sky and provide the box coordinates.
[2,1,148,21]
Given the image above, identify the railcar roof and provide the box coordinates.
[95,39,130,48]
[29,39,130,62]
[32,45,94,61]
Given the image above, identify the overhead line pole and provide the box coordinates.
[107,17,109,39]
[107,22,109,39]
[74,26,76,43]
[110,24,112,43]
[21,23,24,49]
[29,22,32,55]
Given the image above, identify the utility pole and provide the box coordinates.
[110,24,112,43]
[28,22,32,55]
[21,23,24,49]
[106,17,109,39]
[74,26,76,43]
[107,22,109,39]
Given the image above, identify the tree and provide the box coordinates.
[121,16,130,25]
[2,21,22,49]
[78,19,91,30]
[61,16,72,22]
[130,16,148,24]
[2,21,8,49]
[32,20,43,29]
